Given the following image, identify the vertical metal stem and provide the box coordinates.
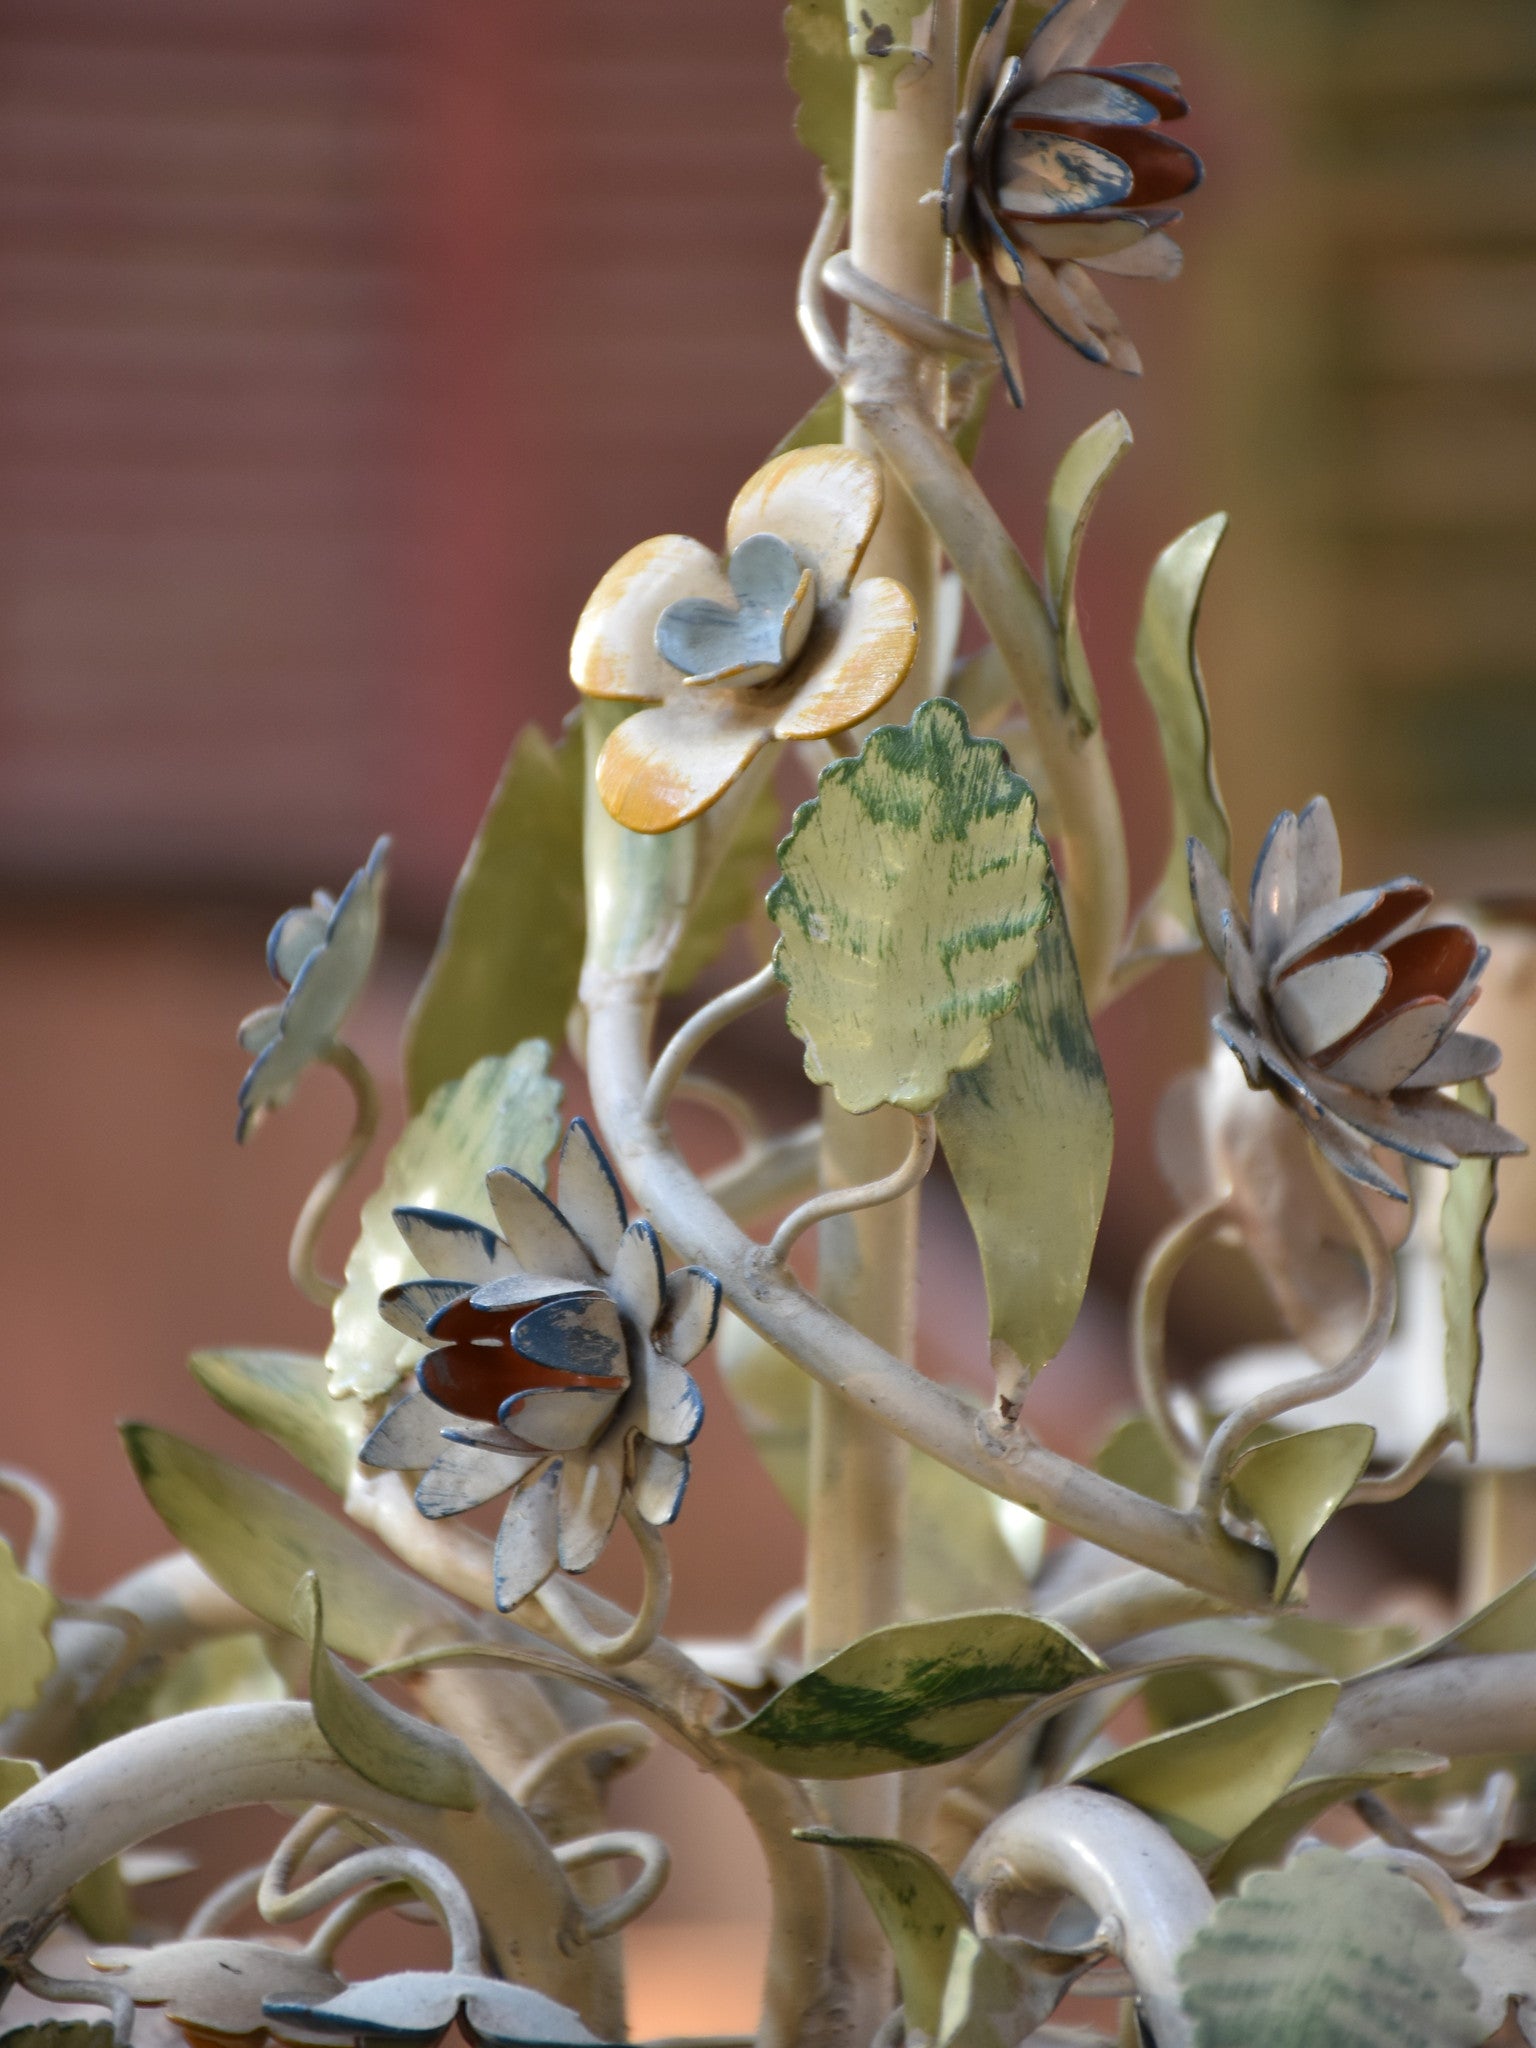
[806,12,958,2040]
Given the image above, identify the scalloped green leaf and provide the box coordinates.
[1177,1847,1482,2047]
[295,1573,475,1811]
[0,1538,55,1717]
[1208,1752,1446,1891]
[936,880,1112,1388]
[124,1426,472,1667]
[769,700,1051,1115]
[721,1611,1100,1777]
[1077,1680,1340,1858]
[1044,411,1131,735]
[404,726,586,1113]
[1127,512,1232,956]
[796,1831,971,2033]
[1442,1078,1497,1453]
[1226,1424,1376,1602]
[328,1043,563,1400]
[787,0,854,199]
[189,1349,366,1496]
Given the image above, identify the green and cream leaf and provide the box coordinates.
[189,1349,366,1496]
[1225,1424,1376,1602]
[0,1538,55,1718]
[769,700,1051,1114]
[1043,411,1131,735]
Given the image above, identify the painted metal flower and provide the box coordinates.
[942,0,1201,404]
[265,1971,601,2047]
[91,1938,342,2047]
[236,836,389,1140]
[570,446,918,833]
[1189,797,1524,1198]
[360,1119,720,1611]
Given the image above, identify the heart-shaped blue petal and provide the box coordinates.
[655,531,816,688]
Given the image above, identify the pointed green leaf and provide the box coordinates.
[1442,1079,1497,1453]
[1076,1680,1340,1857]
[1226,1424,1376,1602]
[124,1426,471,1666]
[295,1573,475,1811]
[1209,1752,1447,1891]
[0,1757,43,1809]
[404,726,586,1113]
[1093,1414,1185,1508]
[939,1925,1085,2048]
[769,700,1051,1115]
[1400,1562,1536,1666]
[1177,1846,1482,2047]
[1044,412,1131,735]
[796,1831,970,2033]
[189,1349,367,1496]
[1255,1613,1418,1680]
[786,0,854,200]
[721,1610,1100,1777]
[772,385,844,459]
[328,1043,563,1399]
[715,1315,1026,1616]
[69,1859,132,1941]
[0,1537,55,1717]
[665,768,780,994]
[149,1633,287,1720]
[1129,512,1232,953]
[936,883,1112,1387]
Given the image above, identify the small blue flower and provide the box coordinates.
[236,836,389,1141]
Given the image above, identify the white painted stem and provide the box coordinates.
[768,1113,935,1266]
[1308,1653,1536,1776]
[1131,1199,1232,1470]
[287,1042,378,1309]
[535,1499,673,1665]
[958,1785,1214,2048]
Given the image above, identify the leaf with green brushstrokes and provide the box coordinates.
[1127,512,1232,957]
[328,1044,563,1400]
[150,1633,287,1720]
[403,727,586,1113]
[124,1426,472,1666]
[0,2026,116,2048]
[665,769,781,994]
[1076,1680,1339,1858]
[770,700,1051,1115]
[936,880,1112,1390]
[1442,1078,1497,1452]
[189,1349,366,1496]
[295,1573,475,1811]
[1043,412,1131,735]
[1225,1424,1376,1603]
[715,1313,1028,1615]
[0,1538,55,1717]
[1177,1846,1482,2047]
[1208,1752,1446,1890]
[787,0,854,199]
[721,1610,1100,1777]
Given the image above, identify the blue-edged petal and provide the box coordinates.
[1249,809,1299,972]
[609,1220,667,1336]
[1403,1032,1502,1090]
[484,1169,597,1283]
[415,1438,536,1519]
[267,901,333,986]
[994,130,1134,220]
[1293,796,1343,923]
[464,1274,601,1318]
[392,1208,515,1284]
[631,1441,690,1528]
[556,1436,627,1574]
[379,1278,474,1344]
[555,1119,628,1270]
[493,1467,562,1609]
[637,1354,706,1449]
[510,1292,628,1381]
[263,1971,601,2047]
[500,1385,625,1453]
[656,1267,722,1366]
[1017,0,1129,88]
[1011,69,1160,124]
[361,1388,448,1470]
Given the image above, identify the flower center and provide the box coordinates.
[655,531,817,690]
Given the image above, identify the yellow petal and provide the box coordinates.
[596,693,770,834]
[725,446,884,599]
[774,577,919,741]
[570,534,728,702]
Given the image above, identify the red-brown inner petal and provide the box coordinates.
[1284,883,1433,975]
[1378,925,1480,1010]
[418,1295,624,1423]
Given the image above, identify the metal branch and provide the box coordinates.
[1348,1418,1457,1506]
[0,1467,60,1584]
[535,1501,673,1665]
[643,964,781,1128]
[767,1113,936,1266]
[553,1830,671,1943]
[822,251,995,360]
[288,1041,379,1310]
[705,1121,821,1226]
[797,183,850,380]
[258,1805,484,1974]
[1130,1198,1233,1470]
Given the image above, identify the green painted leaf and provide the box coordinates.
[1043,412,1131,735]
[786,0,853,200]
[189,1348,366,1496]
[0,1756,43,1808]
[665,768,780,994]
[328,1044,563,1399]
[1226,1425,1376,1602]
[796,1831,970,2033]
[936,881,1112,1388]
[1208,1752,1446,1891]
[1403,1563,1536,1665]
[295,1573,475,1811]
[149,1633,287,1720]
[1442,1079,1497,1452]
[403,726,586,1113]
[772,385,843,459]
[124,1426,472,1667]
[715,1314,1028,1615]
[0,2025,116,2048]
[1093,1414,1185,1508]
[721,1610,1100,1777]
[0,1537,55,1716]
[1177,1846,1482,2047]
[938,1925,1084,2048]
[1128,512,1232,954]
[1077,1680,1339,1858]
[1257,1614,1418,1680]
[769,700,1051,1115]
[69,1859,132,1942]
